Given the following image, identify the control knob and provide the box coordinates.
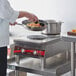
[33,51,37,55]
[21,49,25,53]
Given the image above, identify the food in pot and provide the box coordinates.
[27,22,41,27]
[26,22,43,30]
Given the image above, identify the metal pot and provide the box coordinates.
[42,20,63,35]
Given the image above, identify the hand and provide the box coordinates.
[9,22,17,26]
[18,11,39,22]
[27,13,38,22]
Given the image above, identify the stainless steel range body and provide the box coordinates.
[13,35,60,76]
[13,35,60,68]
[14,35,60,58]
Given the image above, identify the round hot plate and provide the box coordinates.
[27,35,47,40]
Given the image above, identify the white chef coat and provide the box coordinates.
[0,0,19,47]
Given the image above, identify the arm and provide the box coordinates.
[18,11,38,22]
[3,0,38,25]
[10,11,38,25]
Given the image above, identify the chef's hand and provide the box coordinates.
[9,22,17,26]
[18,11,39,22]
[27,13,38,22]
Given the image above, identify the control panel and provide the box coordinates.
[14,46,45,57]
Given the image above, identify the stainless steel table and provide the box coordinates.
[8,35,73,76]
[62,34,76,76]
[8,36,65,76]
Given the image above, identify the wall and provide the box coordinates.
[8,0,76,35]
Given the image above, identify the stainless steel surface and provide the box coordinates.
[71,42,75,76]
[15,55,20,64]
[7,57,62,76]
[15,55,20,76]
[27,35,47,40]
[14,36,60,48]
[42,20,62,35]
[56,57,76,76]
[8,56,75,76]
[14,36,61,72]
[13,37,61,59]
[62,34,76,76]
[9,35,71,76]
[13,36,71,75]
[41,57,46,70]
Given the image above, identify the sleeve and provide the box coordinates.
[4,0,19,23]
[9,10,19,23]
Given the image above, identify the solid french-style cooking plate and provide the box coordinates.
[27,35,47,40]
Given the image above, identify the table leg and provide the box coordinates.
[71,42,75,76]
[41,57,46,70]
[15,55,20,76]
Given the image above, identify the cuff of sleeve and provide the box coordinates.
[9,11,19,23]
